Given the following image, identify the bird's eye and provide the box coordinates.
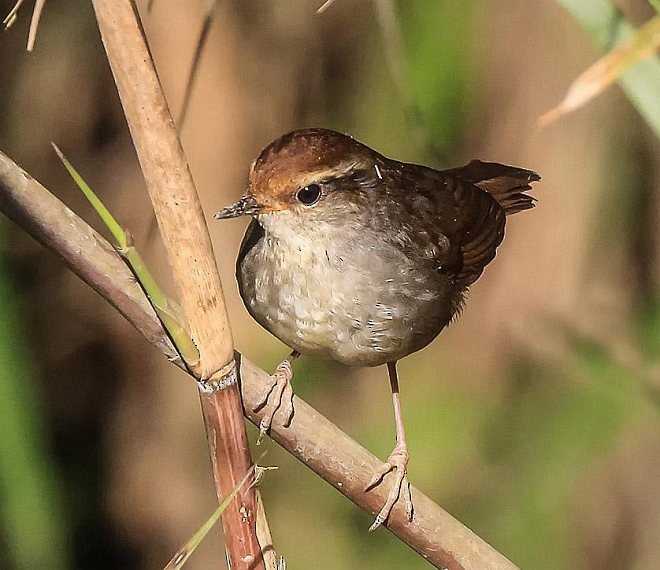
[295,184,322,206]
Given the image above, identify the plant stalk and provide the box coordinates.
[90,1,268,567]
[0,148,518,570]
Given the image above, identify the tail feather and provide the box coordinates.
[447,159,540,215]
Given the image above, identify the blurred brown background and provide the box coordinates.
[0,1,658,568]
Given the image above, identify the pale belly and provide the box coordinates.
[237,225,454,366]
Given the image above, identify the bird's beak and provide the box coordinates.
[213,194,260,219]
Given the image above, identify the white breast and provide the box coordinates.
[238,211,448,366]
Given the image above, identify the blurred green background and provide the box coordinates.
[0,0,659,568]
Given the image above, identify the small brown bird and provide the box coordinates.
[215,128,539,529]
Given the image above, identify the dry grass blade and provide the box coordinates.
[540,14,660,126]
[4,12,16,27]
[3,0,25,29]
[26,0,46,51]
[3,0,47,50]
[164,464,257,570]
[317,0,335,14]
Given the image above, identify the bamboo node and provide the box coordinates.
[198,359,238,393]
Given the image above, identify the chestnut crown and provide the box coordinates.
[214,128,379,219]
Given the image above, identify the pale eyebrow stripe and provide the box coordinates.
[302,159,370,182]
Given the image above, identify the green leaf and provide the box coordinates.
[53,145,199,363]
[52,143,127,248]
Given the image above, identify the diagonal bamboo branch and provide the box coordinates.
[0,148,518,570]
[90,1,268,567]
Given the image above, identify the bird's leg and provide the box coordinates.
[253,350,300,444]
[365,361,414,531]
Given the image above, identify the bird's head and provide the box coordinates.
[214,129,384,231]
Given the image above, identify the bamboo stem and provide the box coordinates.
[89,1,267,567]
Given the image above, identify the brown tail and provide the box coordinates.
[447,159,540,215]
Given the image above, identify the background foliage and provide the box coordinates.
[0,1,658,568]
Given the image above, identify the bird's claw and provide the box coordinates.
[365,447,413,531]
[254,359,295,444]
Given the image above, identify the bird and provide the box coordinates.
[214,128,539,530]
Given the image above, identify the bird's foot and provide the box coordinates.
[253,359,295,445]
[365,444,413,531]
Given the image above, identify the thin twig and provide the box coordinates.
[147,0,220,244]
[26,0,46,51]
[3,0,25,29]
[90,1,269,568]
[0,148,519,570]
[177,0,220,132]
[3,0,48,49]
[317,0,336,14]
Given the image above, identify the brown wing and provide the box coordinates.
[441,160,539,287]
[399,160,539,289]
[438,174,506,287]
